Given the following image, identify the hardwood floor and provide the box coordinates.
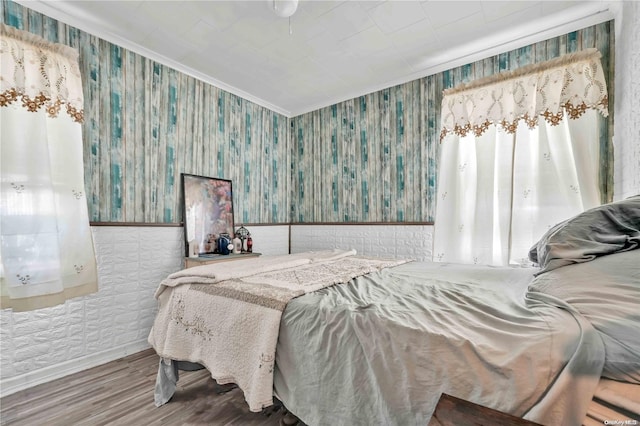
[428,393,542,426]
[0,349,299,426]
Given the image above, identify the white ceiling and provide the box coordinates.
[16,0,615,117]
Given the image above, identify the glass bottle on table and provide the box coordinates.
[233,233,242,254]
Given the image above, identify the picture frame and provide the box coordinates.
[181,173,235,256]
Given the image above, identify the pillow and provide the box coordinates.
[527,249,640,383]
[529,196,640,275]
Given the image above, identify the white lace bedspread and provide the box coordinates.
[148,249,409,411]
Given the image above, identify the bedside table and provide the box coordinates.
[428,393,542,426]
[184,252,261,269]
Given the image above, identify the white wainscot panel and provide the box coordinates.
[290,224,434,262]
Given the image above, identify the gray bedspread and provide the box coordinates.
[274,261,605,426]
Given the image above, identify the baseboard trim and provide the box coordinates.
[0,340,151,398]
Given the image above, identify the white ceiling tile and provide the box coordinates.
[137,1,203,32]
[360,1,387,11]
[420,1,483,28]
[368,1,428,34]
[339,26,394,57]
[224,15,289,49]
[430,11,486,46]
[300,0,346,18]
[389,18,438,49]
[332,57,374,82]
[487,4,543,31]
[283,8,329,41]
[314,1,376,40]
[541,0,589,15]
[179,20,220,52]
[303,31,348,60]
[198,1,246,32]
[260,37,311,65]
[480,1,540,22]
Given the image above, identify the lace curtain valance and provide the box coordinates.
[0,23,84,122]
[439,48,608,141]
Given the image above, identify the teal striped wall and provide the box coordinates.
[291,21,613,222]
[1,0,291,224]
[291,82,433,222]
[2,0,612,224]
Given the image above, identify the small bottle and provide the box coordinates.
[247,236,253,253]
[232,234,242,254]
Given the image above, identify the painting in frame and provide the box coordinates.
[181,173,235,256]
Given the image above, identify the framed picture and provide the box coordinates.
[181,173,235,256]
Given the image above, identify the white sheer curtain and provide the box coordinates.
[1,24,98,311]
[433,49,608,266]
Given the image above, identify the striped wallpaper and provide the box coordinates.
[1,0,613,224]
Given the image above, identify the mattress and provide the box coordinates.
[274,261,604,426]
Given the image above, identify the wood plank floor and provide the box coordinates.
[0,349,300,426]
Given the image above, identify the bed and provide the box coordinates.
[148,196,640,425]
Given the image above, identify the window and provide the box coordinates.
[0,24,98,311]
[433,49,609,266]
